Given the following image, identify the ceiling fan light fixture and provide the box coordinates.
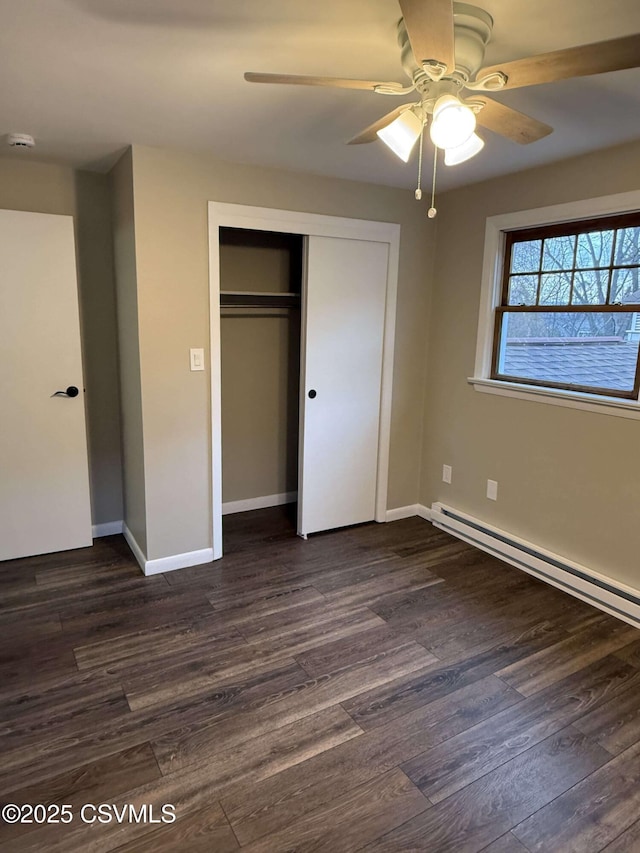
[376,108,423,162]
[444,132,485,166]
[429,94,476,150]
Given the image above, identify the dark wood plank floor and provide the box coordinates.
[2,507,640,851]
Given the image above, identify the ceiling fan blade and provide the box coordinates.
[474,97,553,144]
[398,0,455,72]
[244,72,402,91]
[479,33,640,90]
[348,105,416,144]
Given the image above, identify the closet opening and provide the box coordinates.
[219,226,303,547]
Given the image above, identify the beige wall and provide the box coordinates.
[128,143,434,561]
[220,241,294,294]
[220,240,299,503]
[420,139,640,588]
[109,150,147,552]
[0,157,122,526]
[74,171,123,526]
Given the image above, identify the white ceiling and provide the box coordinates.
[1,0,640,191]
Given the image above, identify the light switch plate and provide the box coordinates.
[190,348,205,371]
[487,479,498,501]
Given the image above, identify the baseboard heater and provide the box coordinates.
[430,502,640,628]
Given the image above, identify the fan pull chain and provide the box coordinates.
[428,145,438,218]
[414,121,425,201]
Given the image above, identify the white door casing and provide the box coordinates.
[208,203,400,560]
[298,236,388,536]
[0,209,92,561]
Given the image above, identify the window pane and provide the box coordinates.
[571,269,610,305]
[614,227,640,266]
[539,272,571,305]
[611,268,640,303]
[496,311,639,393]
[542,235,576,271]
[510,239,542,274]
[576,230,614,269]
[507,274,538,305]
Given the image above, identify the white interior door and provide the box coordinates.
[298,235,388,537]
[0,209,92,561]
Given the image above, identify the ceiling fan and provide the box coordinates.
[244,0,640,171]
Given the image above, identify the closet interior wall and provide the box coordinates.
[219,228,302,514]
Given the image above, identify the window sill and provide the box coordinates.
[468,377,640,420]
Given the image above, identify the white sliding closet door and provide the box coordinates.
[298,236,388,537]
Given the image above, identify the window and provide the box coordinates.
[492,212,640,400]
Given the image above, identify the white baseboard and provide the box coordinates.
[385,505,419,522]
[122,523,213,577]
[222,491,297,516]
[385,504,433,522]
[122,523,146,572]
[416,504,433,521]
[92,520,124,538]
[143,547,214,576]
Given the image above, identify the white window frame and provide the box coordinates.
[470,189,640,421]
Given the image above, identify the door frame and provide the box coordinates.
[208,202,400,560]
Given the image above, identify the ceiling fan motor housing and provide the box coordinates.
[451,3,493,78]
[398,2,494,85]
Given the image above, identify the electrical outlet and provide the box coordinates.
[487,479,498,501]
[442,464,452,484]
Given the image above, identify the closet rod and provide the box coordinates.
[220,306,294,317]
[220,291,300,309]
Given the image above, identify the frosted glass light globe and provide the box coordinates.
[377,109,423,162]
[444,132,485,165]
[429,95,476,149]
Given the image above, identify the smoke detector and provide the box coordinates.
[6,133,35,149]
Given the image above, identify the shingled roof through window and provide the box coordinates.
[503,338,639,391]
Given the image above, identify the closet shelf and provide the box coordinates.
[220,291,300,308]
